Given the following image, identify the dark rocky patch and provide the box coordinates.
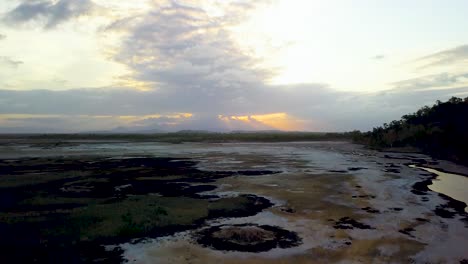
[348,167,368,171]
[383,168,401,173]
[441,196,467,214]
[235,170,281,176]
[279,207,296,214]
[415,218,430,223]
[462,217,468,228]
[411,179,433,195]
[433,197,467,219]
[361,207,380,214]
[357,195,376,199]
[196,224,301,252]
[329,170,348,173]
[391,207,404,212]
[399,227,416,237]
[333,217,374,230]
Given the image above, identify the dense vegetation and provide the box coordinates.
[354,97,468,165]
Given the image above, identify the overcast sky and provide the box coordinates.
[1,0,468,133]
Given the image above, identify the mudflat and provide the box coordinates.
[0,140,467,263]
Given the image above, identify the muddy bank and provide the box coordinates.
[409,165,468,220]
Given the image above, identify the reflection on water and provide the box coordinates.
[410,165,468,212]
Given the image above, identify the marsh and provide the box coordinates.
[1,139,467,263]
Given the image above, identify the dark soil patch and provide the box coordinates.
[357,195,376,199]
[383,168,401,173]
[415,218,430,223]
[329,170,348,173]
[279,207,296,213]
[385,163,401,168]
[433,197,467,219]
[361,207,380,214]
[399,227,416,237]
[348,167,368,171]
[411,179,433,195]
[196,224,301,252]
[235,170,281,176]
[333,217,374,230]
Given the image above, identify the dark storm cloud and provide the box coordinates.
[3,0,96,28]
[417,44,468,68]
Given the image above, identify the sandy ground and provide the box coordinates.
[2,141,467,263]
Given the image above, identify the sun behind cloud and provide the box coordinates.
[218,113,306,131]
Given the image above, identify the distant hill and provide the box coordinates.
[354,97,468,165]
[174,130,214,134]
[83,127,166,134]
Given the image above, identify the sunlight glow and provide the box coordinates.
[218,113,306,131]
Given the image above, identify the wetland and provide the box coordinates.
[0,138,467,263]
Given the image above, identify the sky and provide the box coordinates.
[1,0,468,133]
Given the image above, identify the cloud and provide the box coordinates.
[392,72,468,91]
[0,56,23,68]
[2,0,97,28]
[0,34,5,40]
[372,55,385,60]
[114,0,273,93]
[1,1,467,133]
[0,82,466,133]
[417,44,468,69]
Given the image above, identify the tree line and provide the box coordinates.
[353,97,468,165]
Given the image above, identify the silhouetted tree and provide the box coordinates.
[355,97,468,165]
